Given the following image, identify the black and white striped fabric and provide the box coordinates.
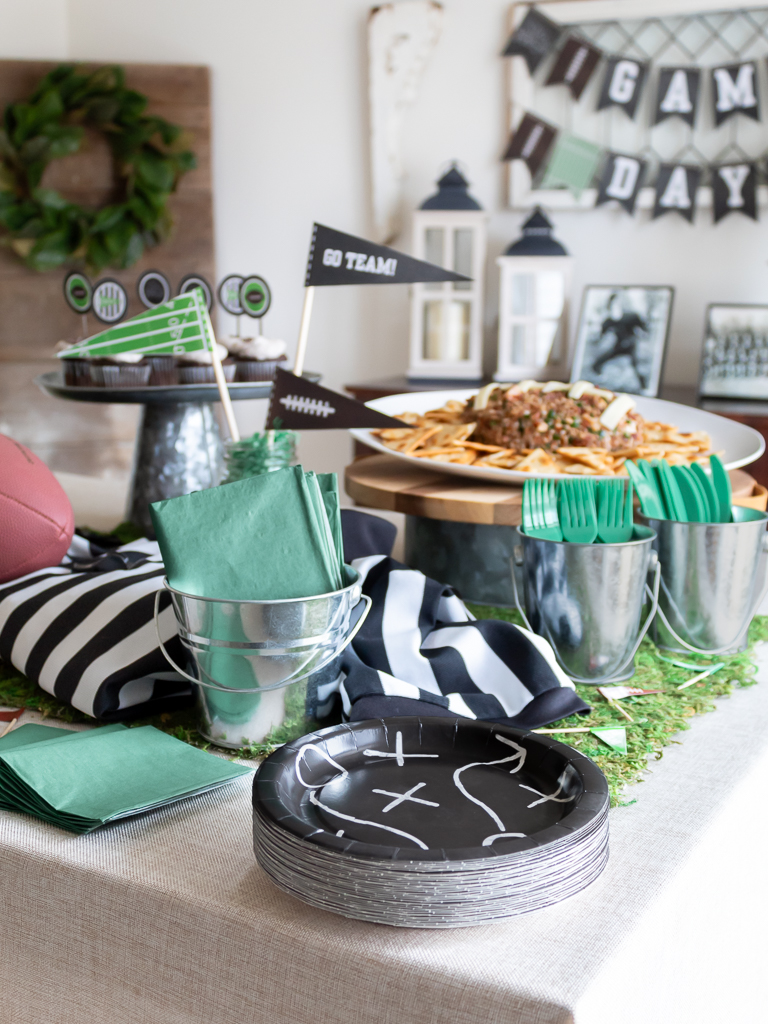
[0,535,191,721]
[330,555,589,729]
[0,514,588,729]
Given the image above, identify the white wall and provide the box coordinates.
[3,0,768,475]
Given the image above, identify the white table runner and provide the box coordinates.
[3,651,767,1024]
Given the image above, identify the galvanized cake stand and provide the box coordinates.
[36,371,320,536]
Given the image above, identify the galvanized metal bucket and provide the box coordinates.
[511,526,659,684]
[154,567,371,748]
[645,507,768,655]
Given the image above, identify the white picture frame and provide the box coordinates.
[571,284,674,396]
[699,303,768,399]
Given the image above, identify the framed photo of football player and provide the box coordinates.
[571,285,674,397]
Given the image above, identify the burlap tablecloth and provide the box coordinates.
[3,651,768,1024]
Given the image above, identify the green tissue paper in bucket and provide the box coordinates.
[150,468,369,748]
[149,466,341,601]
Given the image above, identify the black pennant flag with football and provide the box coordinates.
[305,223,471,287]
[265,367,411,431]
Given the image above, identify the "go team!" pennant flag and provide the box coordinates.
[57,288,214,360]
[305,223,471,287]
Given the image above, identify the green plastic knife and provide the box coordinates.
[672,465,707,522]
[690,462,719,521]
[655,460,688,522]
[709,455,732,523]
[625,460,665,519]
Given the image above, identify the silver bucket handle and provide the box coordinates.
[153,589,372,694]
[510,548,661,686]
[652,532,768,656]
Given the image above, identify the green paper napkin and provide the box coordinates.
[150,466,344,600]
[0,723,251,834]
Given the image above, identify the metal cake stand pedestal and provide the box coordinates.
[36,371,319,536]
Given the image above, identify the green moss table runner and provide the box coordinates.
[1,611,766,809]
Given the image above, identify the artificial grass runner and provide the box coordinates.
[1,610,767,806]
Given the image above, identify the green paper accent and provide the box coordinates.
[58,288,212,360]
[590,726,628,754]
[0,724,250,833]
[149,465,342,601]
[539,133,602,198]
[318,473,345,579]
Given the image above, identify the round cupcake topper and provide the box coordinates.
[240,275,271,318]
[92,279,128,323]
[218,274,244,316]
[178,274,213,311]
[63,272,93,313]
[137,270,171,308]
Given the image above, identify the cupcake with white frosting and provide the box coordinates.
[177,343,236,384]
[227,336,287,381]
[89,351,151,387]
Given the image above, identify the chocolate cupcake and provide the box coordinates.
[90,355,151,387]
[62,358,93,387]
[227,336,288,382]
[177,343,236,384]
[143,354,179,386]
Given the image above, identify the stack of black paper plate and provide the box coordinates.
[252,717,610,928]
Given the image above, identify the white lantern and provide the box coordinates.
[495,208,573,382]
[408,166,487,380]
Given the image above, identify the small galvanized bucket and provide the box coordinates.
[511,526,659,684]
[154,567,371,748]
[645,506,768,655]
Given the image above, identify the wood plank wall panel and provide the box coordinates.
[0,60,215,479]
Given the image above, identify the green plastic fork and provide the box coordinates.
[557,478,597,544]
[522,478,563,540]
[596,480,634,543]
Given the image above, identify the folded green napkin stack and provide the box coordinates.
[150,466,346,600]
[0,723,251,834]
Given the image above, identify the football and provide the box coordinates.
[0,434,74,584]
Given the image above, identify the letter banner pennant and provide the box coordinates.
[545,35,602,100]
[712,162,757,223]
[501,8,561,74]
[265,367,411,431]
[305,223,470,287]
[711,62,760,126]
[502,113,557,176]
[597,56,648,120]
[652,164,701,223]
[655,67,700,126]
[57,288,212,360]
[596,152,646,214]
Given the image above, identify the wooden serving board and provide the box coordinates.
[344,456,765,525]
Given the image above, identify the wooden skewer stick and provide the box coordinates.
[293,286,315,378]
[200,298,240,442]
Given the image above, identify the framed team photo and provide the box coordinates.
[699,303,768,400]
[570,286,674,397]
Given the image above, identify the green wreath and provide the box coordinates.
[0,64,196,272]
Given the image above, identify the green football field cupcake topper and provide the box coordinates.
[63,270,93,338]
[0,64,195,272]
[239,275,271,336]
[218,274,244,335]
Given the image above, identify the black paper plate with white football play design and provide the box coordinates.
[253,717,610,927]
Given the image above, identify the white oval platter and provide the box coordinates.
[350,389,765,484]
